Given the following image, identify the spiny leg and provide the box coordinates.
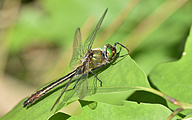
[90,70,102,87]
[114,42,129,58]
[114,42,129,52]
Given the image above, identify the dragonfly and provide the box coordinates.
[23,8,129,111]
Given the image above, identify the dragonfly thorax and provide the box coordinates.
[104,44,116,61]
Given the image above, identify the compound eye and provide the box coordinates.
[105,44,116,60]
[107,47,113,60]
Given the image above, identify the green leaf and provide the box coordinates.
[62,101,175,120]
[84,54,151,105]
[5,1,192,119]
[149,26,192,115]
[1,51,151,120]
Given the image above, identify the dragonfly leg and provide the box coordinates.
[117,54,128,58]
[113,42,129,58]
[90,71,102,87]
[114,42,129,57]
[114,42,129,53]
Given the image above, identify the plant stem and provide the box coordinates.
[135,86,192,120]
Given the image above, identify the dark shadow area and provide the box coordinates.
[79,100,96,107]
[49,112,70,120]
[127,90,186,118]
[127,90,168,106]
[21,0,36,4]
[48,100,96,120]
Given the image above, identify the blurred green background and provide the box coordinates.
[0,0,192,118]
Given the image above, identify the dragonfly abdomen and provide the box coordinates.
[23,70,76,108]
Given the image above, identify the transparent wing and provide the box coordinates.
[83,8,108,54]
[75,60,98,99]
[75,75,97,99]
[55,78,76,112]
[75,74,88,100]
[70,28,83,70]
[86,74,97,96]
[51,75,75,111]
[75,61,89,100]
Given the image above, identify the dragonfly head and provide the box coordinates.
[104,44,116,61]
